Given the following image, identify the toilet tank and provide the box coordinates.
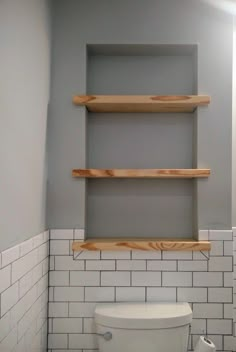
[95,302,192,352]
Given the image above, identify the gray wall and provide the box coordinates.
[233,18,236,227]
[0,0,51,251]
[48,0,233,235]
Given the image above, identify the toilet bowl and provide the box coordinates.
[95,302,192,352]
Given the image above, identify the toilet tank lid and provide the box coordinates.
[95,302,192,329]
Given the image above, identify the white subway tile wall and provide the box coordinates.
[0,230,49,352]
[48,229,236,352]
[233,228,236,347]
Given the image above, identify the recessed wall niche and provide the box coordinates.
[86,44,198,239]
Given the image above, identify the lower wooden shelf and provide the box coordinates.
[72,238,211,251]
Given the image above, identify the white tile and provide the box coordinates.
[0,327,17,351]
[207,319,232,334]
[85,287,115,302]
[178,260,207,271]
[209,230,233,241]
[2,244,20,267]
[33,232,45,248]
[116,260,146,271]
[132,271,161,286]
[12,248,38,283]
[191,319,206,334]
[54,287,84,302]
[74,251,100,260]
[177,287,207,302]
[50,256,55,270]
[147,287,176,301]
[49,271,69,286]
[208,288,233,302]
[70,271,100,286]
[193,272,223,286]
[0,265,11,293]
[48,334,68,349]
[83,318,96,333]
[0,312,11,341]
[48,318,53,333]
[86,260,115,271]
[38,242,49,262]
[193,304,223,318]
[10,285,37,324]
[162,251,192,260]
[224,241,233,255]
[17,301,39,340]
[69,333,97,349]
[147,260,177,271]
[69,302,96,317]
[74,229,85,240]
[101,251,131,259]
[37,273,48,296]
[20,238,33,257]
[50,240,70,255]
[210,241,223,256]
[55,256,84,270]
[162,272,192,286]
[198,230,209,241]
[53,318,82,333]
[42,257,49,275]
[101,271,130,286]
[131,251,161,260]
[50,229,74,240]
[208,256,232,272]
[19,262,42,298]
[223,303,233,318]
[48,303,69,317]
[1,282,19,316]
[43,230,50,242]
[224,336,236,351]
[49,287,54,302]
[116,287,145,302]
[193,251,209,260]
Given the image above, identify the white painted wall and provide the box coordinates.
[0,0,51,251]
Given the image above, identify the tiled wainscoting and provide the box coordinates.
[0,231,49,352]
[48,229,236,352]
[234,228,236,342]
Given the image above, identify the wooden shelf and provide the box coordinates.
[72,168,211,178]
[73,95,210,113]
[72,238,211,251]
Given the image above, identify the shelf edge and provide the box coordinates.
[72,239,211,251]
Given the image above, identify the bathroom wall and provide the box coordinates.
[48,229,235,352]
[47,1,235,351]
[48,0,233,232]
[0,230,49,352]
[0,0,51,251]
[233,19,236,228]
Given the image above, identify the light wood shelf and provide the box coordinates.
[72,168,211,178]
[73,95,210,113]
[72,238,211,251]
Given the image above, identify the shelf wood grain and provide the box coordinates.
[72,168,211,178]
[73,95,210,113]
[72,238,211,251]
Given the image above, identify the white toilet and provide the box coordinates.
[95,302,192,352]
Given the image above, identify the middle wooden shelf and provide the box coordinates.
[72,168,211,178]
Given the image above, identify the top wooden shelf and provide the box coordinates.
[73,95,210,113]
